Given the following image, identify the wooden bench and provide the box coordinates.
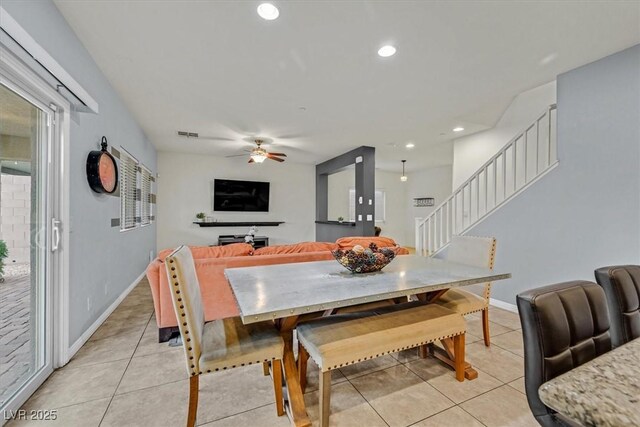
[296,303,466,427]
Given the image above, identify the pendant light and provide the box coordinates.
[400,160,408,182]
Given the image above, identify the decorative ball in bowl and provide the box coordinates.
[332,243,396,274]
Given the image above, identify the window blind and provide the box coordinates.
[120,150,138,230]
[140,166,152,225]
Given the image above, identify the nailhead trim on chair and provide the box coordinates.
[168,257,200,377]
[443,236,496,308]
[486,237,496,300]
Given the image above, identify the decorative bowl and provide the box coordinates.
[332,243,396,274]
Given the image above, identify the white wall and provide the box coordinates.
[325,167,409,246]
[4,0,157,344]
[405,165,453,246]
[0,174,31,263]
[467,45,640,305]
[375,169,408,246]
[157,152,315,250]
[452,81,557,189]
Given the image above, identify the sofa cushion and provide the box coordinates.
[336,236,398,249]
[254,242,338,256]
[157,243,254,262]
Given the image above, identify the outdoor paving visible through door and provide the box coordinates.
[0,264,32,407]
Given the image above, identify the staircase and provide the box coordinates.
[415,104,557,256]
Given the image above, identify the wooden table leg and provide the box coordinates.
[415,289,479,381]
[428,339,478,380]
[277,317,312,427]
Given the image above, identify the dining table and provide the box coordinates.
[225,255,511,427]
[538,337,640,427]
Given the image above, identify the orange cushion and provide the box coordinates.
[153,251,336,328]
[254,242,338,256]
[157,243,254,262]
[336,236,398,249]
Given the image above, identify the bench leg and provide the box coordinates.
[272,359,285,416]
[263,361,271,376]
[453,334,465,382]
[319,371,331,427]
[418,344,428,358]
[298,342,309,393]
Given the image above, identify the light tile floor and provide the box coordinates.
[8,278,538,426]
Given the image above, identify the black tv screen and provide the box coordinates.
[213,179,270,212]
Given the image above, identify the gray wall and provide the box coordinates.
[316,146,376,241]
[3,0,157,343]
[467,45,640,304]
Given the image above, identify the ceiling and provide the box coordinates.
[54,1,640,172]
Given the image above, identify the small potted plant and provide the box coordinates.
[0,240,8,283]
[195,212,206,222]
[337,216,344,223]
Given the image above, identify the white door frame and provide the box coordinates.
[0,45,71,418]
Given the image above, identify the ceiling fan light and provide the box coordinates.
[400,159,408,182]
[251,153,267,163]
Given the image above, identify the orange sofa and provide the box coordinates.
[147,237,409,341]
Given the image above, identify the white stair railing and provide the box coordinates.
[416,104,557,256]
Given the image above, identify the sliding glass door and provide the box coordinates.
[0,81,54,416]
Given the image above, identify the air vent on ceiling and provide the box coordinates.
[177,131,199,138]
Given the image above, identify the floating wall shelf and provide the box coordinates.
[194,221,285,227]
[314,220,356,227]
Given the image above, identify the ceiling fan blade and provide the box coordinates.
[267,155,285,162]
[274,133,306,140]
[225,154,248,158]
[248,158,255,164]
[267,152,287,157]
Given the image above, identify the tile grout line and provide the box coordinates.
[346,360,461,427]
[343,372,391,427]
[398,351,514,426]
[98,311,154,427]
[459,405,491,427]
[397,348,521,407]
[194,401,275,427]
[338,357,400,382]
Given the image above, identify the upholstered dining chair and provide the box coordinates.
[517,281,612,427]
[165,246,285,427]
[595,265,640,347]
[434,235,496,346]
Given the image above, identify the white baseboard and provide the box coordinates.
[489,297,518,313]
[66,270,146,362]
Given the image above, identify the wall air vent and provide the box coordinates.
[177,131,199,138]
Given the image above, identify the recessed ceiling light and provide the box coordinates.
[257,3,279,20]
[453,127,465,132]
[378,45,396,57]
[405,142,415,149]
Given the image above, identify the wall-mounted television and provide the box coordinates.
[213,179,270,212]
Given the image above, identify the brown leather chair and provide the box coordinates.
[594,265,640,347]
[517,281,612,427]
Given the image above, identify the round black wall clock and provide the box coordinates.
[87,136,118,194]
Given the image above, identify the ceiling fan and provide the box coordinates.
[226,139,287,163]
